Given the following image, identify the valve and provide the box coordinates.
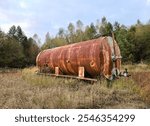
[119,68,131,77]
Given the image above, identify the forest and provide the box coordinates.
[0,17,150,68]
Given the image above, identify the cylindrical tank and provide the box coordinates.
[36,36,121,79]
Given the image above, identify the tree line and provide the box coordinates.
[42,17,150,63]
[0,17,150,68]
[0,26,40,68]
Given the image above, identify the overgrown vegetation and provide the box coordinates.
[0,66,149,109]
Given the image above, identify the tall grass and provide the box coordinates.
[20,67,148,109]
[122,63,150,72]
[0,65,149,109]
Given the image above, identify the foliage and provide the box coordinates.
[1,18,150,68]
[0,25,40,68]
[132,25,150,63]
[42,18,150,64]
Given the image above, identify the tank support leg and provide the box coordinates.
[55,67,60,75]
[78,67,85,78]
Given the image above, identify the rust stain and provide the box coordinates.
[36,37,122,78]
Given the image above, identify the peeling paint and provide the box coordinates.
[36,36,121,78]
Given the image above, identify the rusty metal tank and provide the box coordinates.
[36,36,121,79]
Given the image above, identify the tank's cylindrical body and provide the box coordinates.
[36,37,121,78]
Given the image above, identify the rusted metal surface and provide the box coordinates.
[36,36,121,79]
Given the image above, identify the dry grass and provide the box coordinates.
[122,63,150,72]
[0,65,149,109]
[122,64,150,105]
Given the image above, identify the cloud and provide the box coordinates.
[146,0,150,5]
[0,0,150,43]
[1,22,30,33]
[19,1,28,9]
[0,11,8,21]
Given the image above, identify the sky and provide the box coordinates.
[0,0,150,43]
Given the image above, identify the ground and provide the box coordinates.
[0,64,150,109]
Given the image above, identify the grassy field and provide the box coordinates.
[0,64,150,109]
